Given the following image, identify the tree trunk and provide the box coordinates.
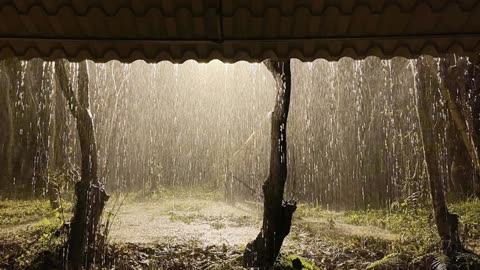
[243,60,296,269]
[468,58,480,196]
[416,56,462,254]
[441,55,480,197]
[32,60,52,197]
[55,60,109,270]
[0,59,15,195]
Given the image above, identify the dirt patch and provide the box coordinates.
[108,199,261,246]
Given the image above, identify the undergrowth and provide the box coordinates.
[344,198,480,269]
[0,200,54,226]
[344,198,480,254]
[14,216,65,269]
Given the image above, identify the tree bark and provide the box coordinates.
[0,60,15,195]
[243,60,296,269]
[440,55,480,197]
[55,60,109,270]
[469,58,480,196]
[416,56,462,254]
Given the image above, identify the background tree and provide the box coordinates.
[416,56,463,254]
[441,55,480,197]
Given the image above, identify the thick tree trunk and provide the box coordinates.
[243,60,296,269]
[55,60,108,270]
[416,56,462,254]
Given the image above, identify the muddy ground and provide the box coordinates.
[1,197,400,269]
[103,198,398,269]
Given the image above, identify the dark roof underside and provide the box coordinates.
[0,0,479,63]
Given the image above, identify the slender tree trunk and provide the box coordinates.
[243,60,296,269]
[33,61,52,197]
[469,58,480,196]
[416,56,462,254]
[55,60,109,270]
[441,55,480,197]
[0,59,15,195]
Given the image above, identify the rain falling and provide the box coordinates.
[1,57,479,270]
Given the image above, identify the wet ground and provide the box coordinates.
[103,198,400,269]
[1,198,400,269]
[108,199,261,246]
[108,198,397,247]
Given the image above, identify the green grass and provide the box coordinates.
[366,253,408,270]
[344,198,480,255]
[276,254,321,270]
[0,200,54,226]
[15,217,65,268]
[0,198,73,227]
[450,198,480,230]
[128,184,224,202]
[0,199,69,269]
[295,203,337,220]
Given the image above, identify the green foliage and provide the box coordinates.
[130,184,224,202]
[0,200,53,226]
[211,221,226,230]
[327,216,335,229]
[15,215,65,269]
[132,185,173,201]
[295,204,336,220]
[275,254,320,270]
[344,199,480,258]
[411,251,480,270]
[344,208,438,254]
[431,253,450,270]
[366,253,408,270]
[168,212,200,224]
[450,198,480,245]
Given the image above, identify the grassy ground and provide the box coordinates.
[1,189,479,269]
[343,198,480,255]
[0,200,53,226]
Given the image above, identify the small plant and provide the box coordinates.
[211,221,226,230]
[275,254,320,270]
[15,216,66,269]
[366,253,408,270]
[327,216,335,229]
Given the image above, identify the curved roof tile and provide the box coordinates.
[0,0,479,62]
